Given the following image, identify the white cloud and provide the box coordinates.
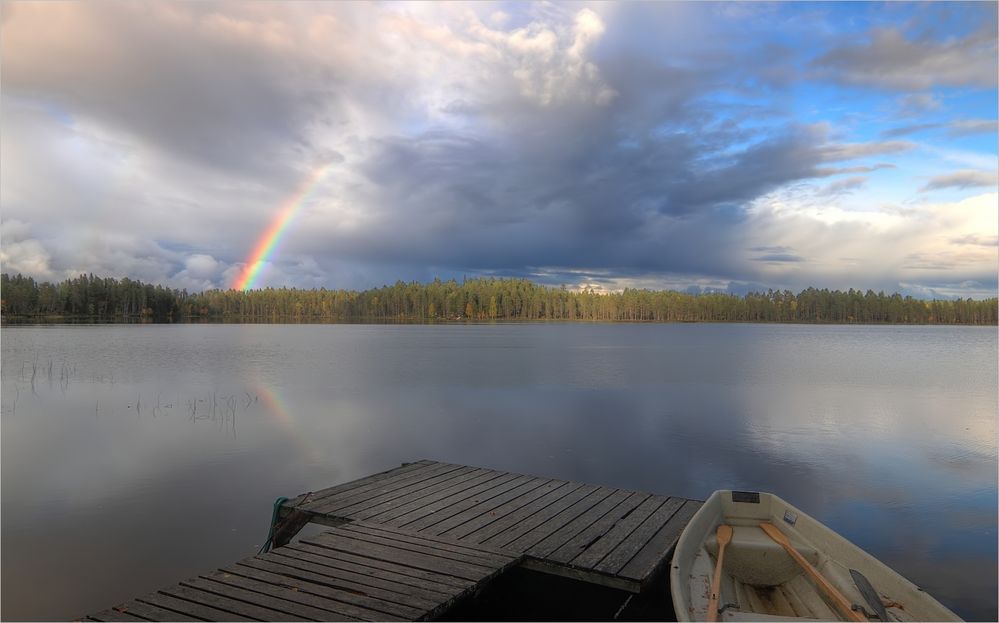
[169,254,233,291]
[1,221,55,279]
[927,146,999,171]
[183,254,220,278]
[743,191,999,292]
[391,5,617,108]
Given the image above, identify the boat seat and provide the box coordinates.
[707,526,820,586]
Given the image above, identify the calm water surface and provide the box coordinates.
[1,324,996,620]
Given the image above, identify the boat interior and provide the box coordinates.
[694,521,913,621]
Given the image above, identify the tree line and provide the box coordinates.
[2,272,996,325]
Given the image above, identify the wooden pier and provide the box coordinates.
[86,460,702,622]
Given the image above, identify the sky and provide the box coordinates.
[1,1,997,298]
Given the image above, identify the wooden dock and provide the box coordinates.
[86,460,702,621]
[88,520,520,622]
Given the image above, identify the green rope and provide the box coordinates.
[259,496,289,554]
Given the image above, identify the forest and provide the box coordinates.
[2,272,996,325]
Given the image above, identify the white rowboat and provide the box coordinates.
[669,490,961,622]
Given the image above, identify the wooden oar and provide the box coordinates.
[706,524,733,622]
[759,522,867,622]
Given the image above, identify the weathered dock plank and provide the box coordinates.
[284,460,702,593]
[288,461,437,510]
[502,486,618,552]
[87,609,147,622]
[167,581,304,621]
[417,476,549,535]
[95,601,186,622]
[526,488,636,558]
[460,480,585,544]
[304,532,499,581]
[304,464,468,516]
[546,491,649,564]
[482,483,603,548]
[439,478,569,540]
[330,466,483,518]
[617,499,702,586]
[135,591,251,621]
[206,565,415,620]
[254,551,451,604]
[89,460,703,620]
[378,472,524,528]
[88,519,521,622]
[280,541,472,590]
[356,468,509,523]
[337,522,517,561]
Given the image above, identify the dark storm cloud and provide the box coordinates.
[305,7,924,282]
[317,110,906,284]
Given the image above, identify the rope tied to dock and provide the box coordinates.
[259,496,289,554]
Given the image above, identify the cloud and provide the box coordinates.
[881,119,998,138]
[1,220,55,279]
[1,2,996,299]
[817,140,914,161]
[818,176,868,196]
[1,2,327,182]
[375,3,617,111]
[741,191,998,294]
[183,254,220,278]
[946,119,999,137]
[897,280,998,300]
[881,123,942,138]
[920,170,999,192]
[301,118,920,285]
[896,93,942,116]
[814,26,998,90]
[814,163,896,176]
[753,253,804,263]
[950,234,999,247]
[751,245,794,254]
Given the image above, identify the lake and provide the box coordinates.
[1,323,996,621]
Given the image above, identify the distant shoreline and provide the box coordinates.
[2,315,996,327]
[3,273,997,326]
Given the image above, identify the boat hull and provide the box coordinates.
[669,490,961,622]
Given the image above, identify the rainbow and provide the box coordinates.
[231,163,333,291]
[253,382,324,465]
